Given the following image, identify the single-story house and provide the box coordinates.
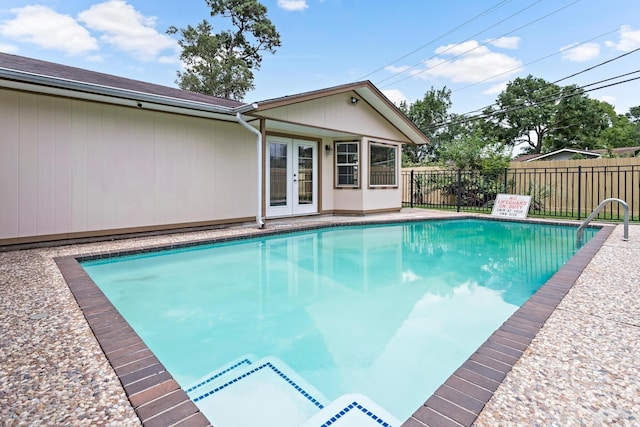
[513,146,640,162]
[0,52,429,246]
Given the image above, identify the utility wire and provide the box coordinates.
[379,0,581,88]
[550,45,640,85]
[427,72,640,131]
[358,0,512,80]
[374,0,545,86]
[454,44,640,118]
[452,27,624,100]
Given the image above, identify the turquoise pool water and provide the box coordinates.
[82,219,596,422]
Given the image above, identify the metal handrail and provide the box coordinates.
[577,198,629,244]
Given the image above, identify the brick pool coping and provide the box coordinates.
[53,218,613,427]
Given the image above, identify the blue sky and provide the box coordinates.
[1,0,639,115]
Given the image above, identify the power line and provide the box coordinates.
[451,27,623,100]
[378,0,582,88]
[454,44,640,118]
[427,72,640,131]
[358,0,512,80]
[550,45,640,85]
[374,0,546,86]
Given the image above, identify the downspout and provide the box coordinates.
[235,110,264,228]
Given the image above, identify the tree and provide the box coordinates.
[438,125,511,173]
[598,106,640,149]
[399,86,452,165]
[483,75,561,154]
[484,75,613,154]
[626,105,640,124]
[433,126,512,208]
[167,0,280,100]
[544,91,611,152]
[625,105,640,144]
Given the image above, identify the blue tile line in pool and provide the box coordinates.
[318,400,394,427]
[184,358,253,394]
[191,361,325,410]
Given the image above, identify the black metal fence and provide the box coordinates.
[402,165,640,221]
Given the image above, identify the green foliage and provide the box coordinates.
[437,127,512,173]
[167,0,280,100]
[426,128,512,208]
[544,89,611,152]
[400,86,452,165]
[626,106,640,123]
[401,80,639,169]
[484,75,561,154]
[483,75,625,154]
[526,182,552,212]
[599,107,640,148]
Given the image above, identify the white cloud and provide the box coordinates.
[560,42,600,61]
[384,64,411,74]
[0,43,19,54]
[605,25,640,51]
[86,54,105,63]
[416,40,522,83]
[381,89,407,106]
[277,0,309,11]
[489,36,520,49]
[483,81,508,95]
[0,5,98,55]
[158,55,179,65]
[78,0,177,62]
[598,95,616,106]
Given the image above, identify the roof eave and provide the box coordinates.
[0,67,256,119]
[256,81,430,145]
[353,83,430,145]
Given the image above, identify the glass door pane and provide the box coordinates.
[269,143,287,207]
[297,145,313,205]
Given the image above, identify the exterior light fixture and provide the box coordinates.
[350,96,359,105]
[325,144,332,154]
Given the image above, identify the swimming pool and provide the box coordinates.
[81,219,596,426]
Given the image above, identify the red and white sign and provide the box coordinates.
[491,194,532,219]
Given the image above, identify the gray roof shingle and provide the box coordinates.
[0,52,245,109]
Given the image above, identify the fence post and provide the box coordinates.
[503,167,508,193]
[410,169,415,208]
[456,169,462,212]
[577,165,582,220]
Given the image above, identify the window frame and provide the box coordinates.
[368,141,398,188]
[334,140,361,189]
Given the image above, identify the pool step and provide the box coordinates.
[303,393,401,427]
[185,356,328,427]
[184,354,257,398]
[184,356,401,426]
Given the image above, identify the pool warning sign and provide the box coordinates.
[491,194,532,219]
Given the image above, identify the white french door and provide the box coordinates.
[266,136,318,217]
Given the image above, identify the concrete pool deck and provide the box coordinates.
[0,209,638,426]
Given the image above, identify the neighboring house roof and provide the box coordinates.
[593,146,640,156]
[514,146,640,162]
[512,153,540,162]
[524,148,601,162]
[254,80,430,145]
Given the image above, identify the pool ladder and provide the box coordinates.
[577,198,629,245]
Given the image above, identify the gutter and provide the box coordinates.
[235,109,264,229]
[0,67,237,118]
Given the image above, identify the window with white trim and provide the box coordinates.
[335,141,359,187]
[369,142,397,187]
